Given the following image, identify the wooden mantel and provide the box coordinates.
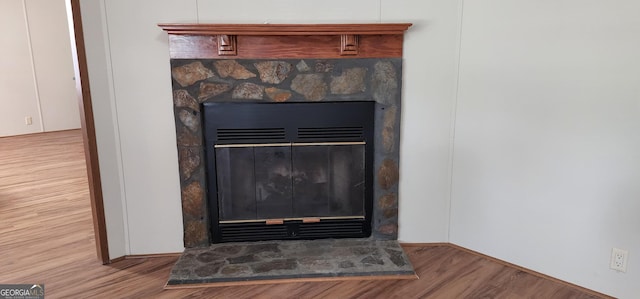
[157,23,412,35]
[158,23,412,59]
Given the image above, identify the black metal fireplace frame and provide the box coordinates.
[202,101,375,243]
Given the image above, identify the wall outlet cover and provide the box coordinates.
[610,248,628,272]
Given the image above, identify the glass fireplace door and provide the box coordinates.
[214,142,365,223]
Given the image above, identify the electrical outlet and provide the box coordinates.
[610,248,628,272]
[25,116,33,125]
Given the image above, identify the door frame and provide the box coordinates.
[68,0,110,264]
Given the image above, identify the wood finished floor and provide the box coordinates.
[0,130,609,298]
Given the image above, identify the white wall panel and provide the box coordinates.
[381,0,461,242]
[103,0,197,254]
[26,0,80,132]
[196,0,379,23]
[78,0,128,259]
[0,0,42,136]
[451,1,640,297]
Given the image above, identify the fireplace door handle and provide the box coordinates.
[265,219,284,225]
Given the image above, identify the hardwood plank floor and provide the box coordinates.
[0,130,610,298]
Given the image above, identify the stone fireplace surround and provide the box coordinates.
[159,23,412,247]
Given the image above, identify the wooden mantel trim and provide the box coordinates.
[157,23,412,36]
[159,23,411,59]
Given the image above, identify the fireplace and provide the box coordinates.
[203,101,374,242]
[159,23,411,247]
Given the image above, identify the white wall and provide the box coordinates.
[0,0,42,136]
[450,1,640,297]
[381,0,460,243]
[26,0,80,132]
[100,0,197,255]
[0,0,79,137]
[76,0,128,259]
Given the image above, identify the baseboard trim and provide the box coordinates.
[445,243,614,299]
[109,252,182,263]
[125,253,182,259]
[108,256,126,264]
[399,242,449,247]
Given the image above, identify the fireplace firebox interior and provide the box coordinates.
[203,101,375,243]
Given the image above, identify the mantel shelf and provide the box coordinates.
[158,23,412,36]
[159,23,412,59]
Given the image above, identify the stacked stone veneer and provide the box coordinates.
[170,58,402,247]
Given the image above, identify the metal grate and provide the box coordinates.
[297,127,364,139]
[218,220,367,242]
[220,223,288,242]
[297,222,365,238]
[217,128,286,142]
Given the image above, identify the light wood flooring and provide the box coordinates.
[0,130,610,298]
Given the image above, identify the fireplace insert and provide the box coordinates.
[202,101,375,243]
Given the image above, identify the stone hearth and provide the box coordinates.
[166,238,415,287]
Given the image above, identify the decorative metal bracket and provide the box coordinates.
[217,35,237,56]
[340,34,359,56]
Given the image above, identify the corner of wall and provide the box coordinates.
[78,0,129,259]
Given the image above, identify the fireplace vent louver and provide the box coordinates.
[297,127,364,140]
[298,221,365,238]
[220,223,289,242]
[216,128,286,142]
[219,220,367,242]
